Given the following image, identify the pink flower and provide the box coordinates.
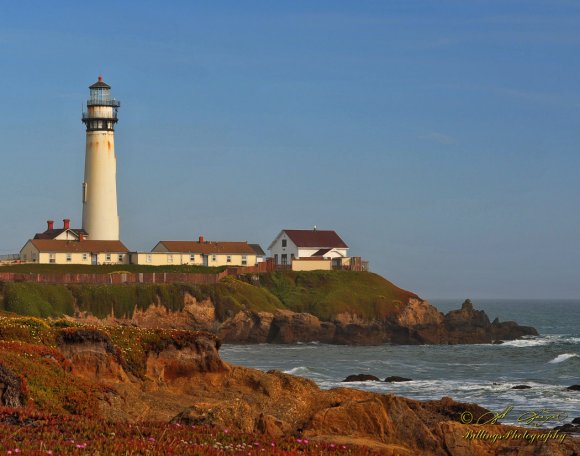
[224,428,229,433]
[297,439,303,443]
[148,437,156,442]
[75,444,87,449]
[304,439,309,444]
[271,442,276,447]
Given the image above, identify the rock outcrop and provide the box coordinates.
[0,365,27,407]
[74,294,538,346]
[214,298,538,345]
[55,328,578,455]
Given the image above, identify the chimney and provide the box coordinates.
[63,219,70,230]
[198,235,204,243]
[47,220,54,231]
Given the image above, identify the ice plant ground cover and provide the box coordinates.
[0,313,388,455]
[0,408,383,455]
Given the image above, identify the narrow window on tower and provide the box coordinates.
[82,182,88,203]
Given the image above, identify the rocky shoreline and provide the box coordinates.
[88,297,538,345]
[0,321,576,455]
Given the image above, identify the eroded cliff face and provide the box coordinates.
[50,328,578,455]
[75,295,537,345]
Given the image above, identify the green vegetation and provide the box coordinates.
[255,271,417,321]
[209,276,283,320]
[0,263,226,274]
[0,270,417,322]
[70,283,206,318]
[1,282,74,318]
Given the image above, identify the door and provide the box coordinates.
[91,254,98,265]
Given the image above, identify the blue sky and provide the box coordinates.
[0,1,578,299]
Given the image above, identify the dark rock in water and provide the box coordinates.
[566,385,580,391]
[553,423,580,434]
[385,376,412,383]
[342,374,380,382]
[511,385,532,390]
[492,340,504,344]
[572,417,580,424]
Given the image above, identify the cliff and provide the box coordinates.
[0,316,576,455]
[0,272,538,345]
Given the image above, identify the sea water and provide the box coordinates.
[220,299,580,428]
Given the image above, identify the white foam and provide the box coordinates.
[548,353,579,364]
[284,366,311,375]
[501,335,570,347]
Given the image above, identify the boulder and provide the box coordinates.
[511,385,532,390]
[567,385,580,391]
[342,374,380,382]
[385,376,412,383]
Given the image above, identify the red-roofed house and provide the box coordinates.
[20,239,129,265]
[268,228,349,266]
[146,236,259,267]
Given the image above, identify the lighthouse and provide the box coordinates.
[81,76,121,240]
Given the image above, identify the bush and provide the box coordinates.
[2,283,74,318]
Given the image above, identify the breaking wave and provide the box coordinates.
[548,353,579,364]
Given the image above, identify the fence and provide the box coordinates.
[0,258,368,285]
[0,271,229,285]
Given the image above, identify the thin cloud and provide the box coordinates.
[423,131,457,145]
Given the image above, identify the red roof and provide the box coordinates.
[283,230,348,248]
[34,228,87,240]
[29,239,129,253]
[156,241,255,255]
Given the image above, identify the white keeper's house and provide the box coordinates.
[268,228,349,267]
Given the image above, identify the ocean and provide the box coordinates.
[220,299,580,429]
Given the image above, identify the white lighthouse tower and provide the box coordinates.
[81,76,121,240]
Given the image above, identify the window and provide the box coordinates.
[291,254,295,261]
[49,254,56,264]
[212,255,217,262]
[32,253,37,262]
[22,254,27,261]
[66,254,72,263]
[281,254,288,265]
[82,182,88,203]
[146,254,152,264]
[242,255,247,266]
[82,253,88,261]
[167,254,173,264]
[118,254,123,262]
[105,254,111,262]
[190,254,195,262]
[226,255,231,263]
[282,239,287,247]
